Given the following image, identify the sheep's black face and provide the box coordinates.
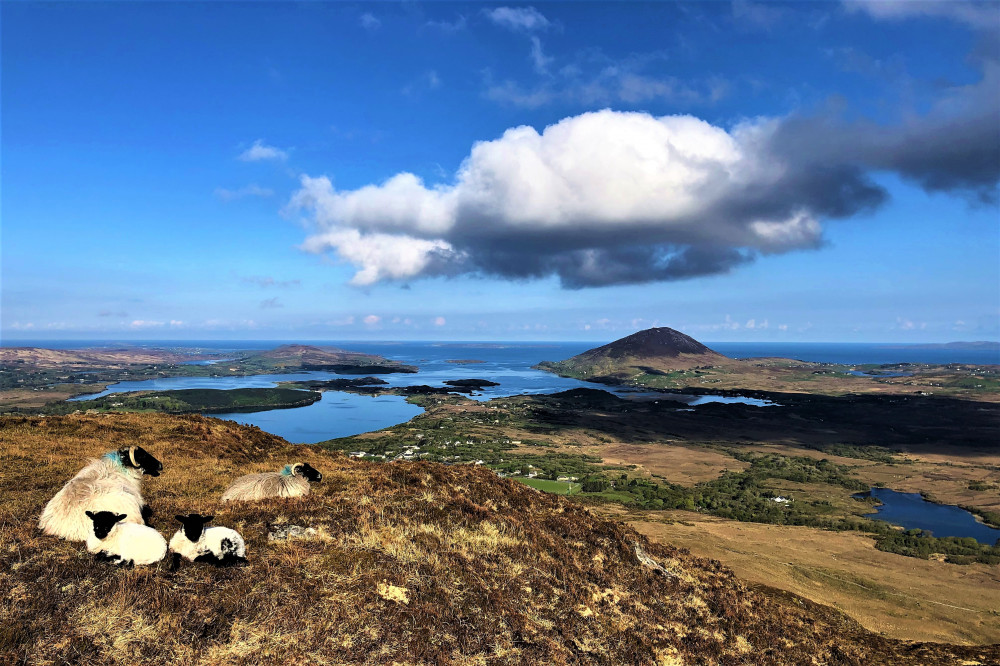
[124,446,163,476]
[86,511,126,540]
[175,514,213,542]
[298,463,323,483]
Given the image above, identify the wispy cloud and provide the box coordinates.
[215,184,275,201]
[238,140,288,162]
[484,50,730,109]
[485,6,550,32]
[241,275,301,289]
[260,297,283,309]
[359,12,381,31]
[98,310,128,318]
[425,15,467,32]
[402,70,442,96]
[843,0,1000,29]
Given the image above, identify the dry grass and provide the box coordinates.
[598,506,1000,645]
[2,413,999,665]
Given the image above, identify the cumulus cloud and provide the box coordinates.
[486,6,550,32]
[290,89,998,288]
[433,316,446,326]
[363,314,381,326]
[238,140,288,162]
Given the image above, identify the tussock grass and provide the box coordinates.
[2,413,998,665]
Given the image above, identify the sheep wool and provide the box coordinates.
[169,514,246,567]
[86,512,167,566]
[39,452,147,542]
[220,462,322,502]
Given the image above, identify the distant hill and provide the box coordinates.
[538,327,737,381]
[0,346,197,368]
[3,412,995,664]
[246,344,418,373]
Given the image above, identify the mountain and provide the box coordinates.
[2,412,995,665]
[538,327,737,381]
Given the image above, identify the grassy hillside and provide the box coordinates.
[1,413,998,665]
[40,388,322,415]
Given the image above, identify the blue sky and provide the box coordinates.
[3,1,998,342]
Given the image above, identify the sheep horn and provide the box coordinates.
[128,447,138,468]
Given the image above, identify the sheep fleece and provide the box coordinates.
[87,523,167,566]
[39,456,146,542]
[169,527,246,561]
[221,472,309,501]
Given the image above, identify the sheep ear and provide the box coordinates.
[85,510,96,519]
[203,515,214,523]
[175,515,187,523]
[115,513,127,523]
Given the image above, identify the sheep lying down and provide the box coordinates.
[85,510,167,567]
[169,513,246,569]
[39,446,163,542]
[221,462,322,501]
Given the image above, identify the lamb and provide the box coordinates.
[84,510,167,566]
[168,513,246,569]
[39,446,163,542]
[220,462,322,502]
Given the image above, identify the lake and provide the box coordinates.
[66,342,776,442]
[859,487,1000,546]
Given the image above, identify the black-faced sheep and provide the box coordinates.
[220,462,322,502]
[168,513,246,569]
[39,446,163,542]
[84,510,167,566]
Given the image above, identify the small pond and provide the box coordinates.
[857,488,1000,545]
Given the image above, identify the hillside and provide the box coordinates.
[250,344,417,373]
[2,414,997,664]
[538,327,737,380]
[0,346,201,368]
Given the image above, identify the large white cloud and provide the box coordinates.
[290,98,996,288]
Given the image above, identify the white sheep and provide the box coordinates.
[39,446,163,542]
[169,513,247,569]
[220,462,322,502]
[85,510,167,566]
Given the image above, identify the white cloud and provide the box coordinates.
[238,140,288,162]
[486,6,550,32]
[215,184,274,201]
[360,12,381,31]
[169,320,184,327]
[130,320,165,329]
[529,37,552,74]
[290,110,822,287]
[843,0,999,29]
[433,316,446,326]
[363,314,381,326]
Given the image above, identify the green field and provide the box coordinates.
[512,477,582,495]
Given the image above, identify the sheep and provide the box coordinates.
[39,446,163,541]
[84,510,167,567]
[220,462,322,502]
[168,513,246,569]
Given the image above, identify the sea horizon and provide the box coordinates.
[3,338,998,366]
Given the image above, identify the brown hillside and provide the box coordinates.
[1,413,997,665]
[254,344,406,369]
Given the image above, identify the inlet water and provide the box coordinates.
[859,487,1000,546]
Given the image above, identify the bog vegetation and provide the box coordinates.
[3,413,999,665]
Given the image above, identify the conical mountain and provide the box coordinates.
[540,327,737,379]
